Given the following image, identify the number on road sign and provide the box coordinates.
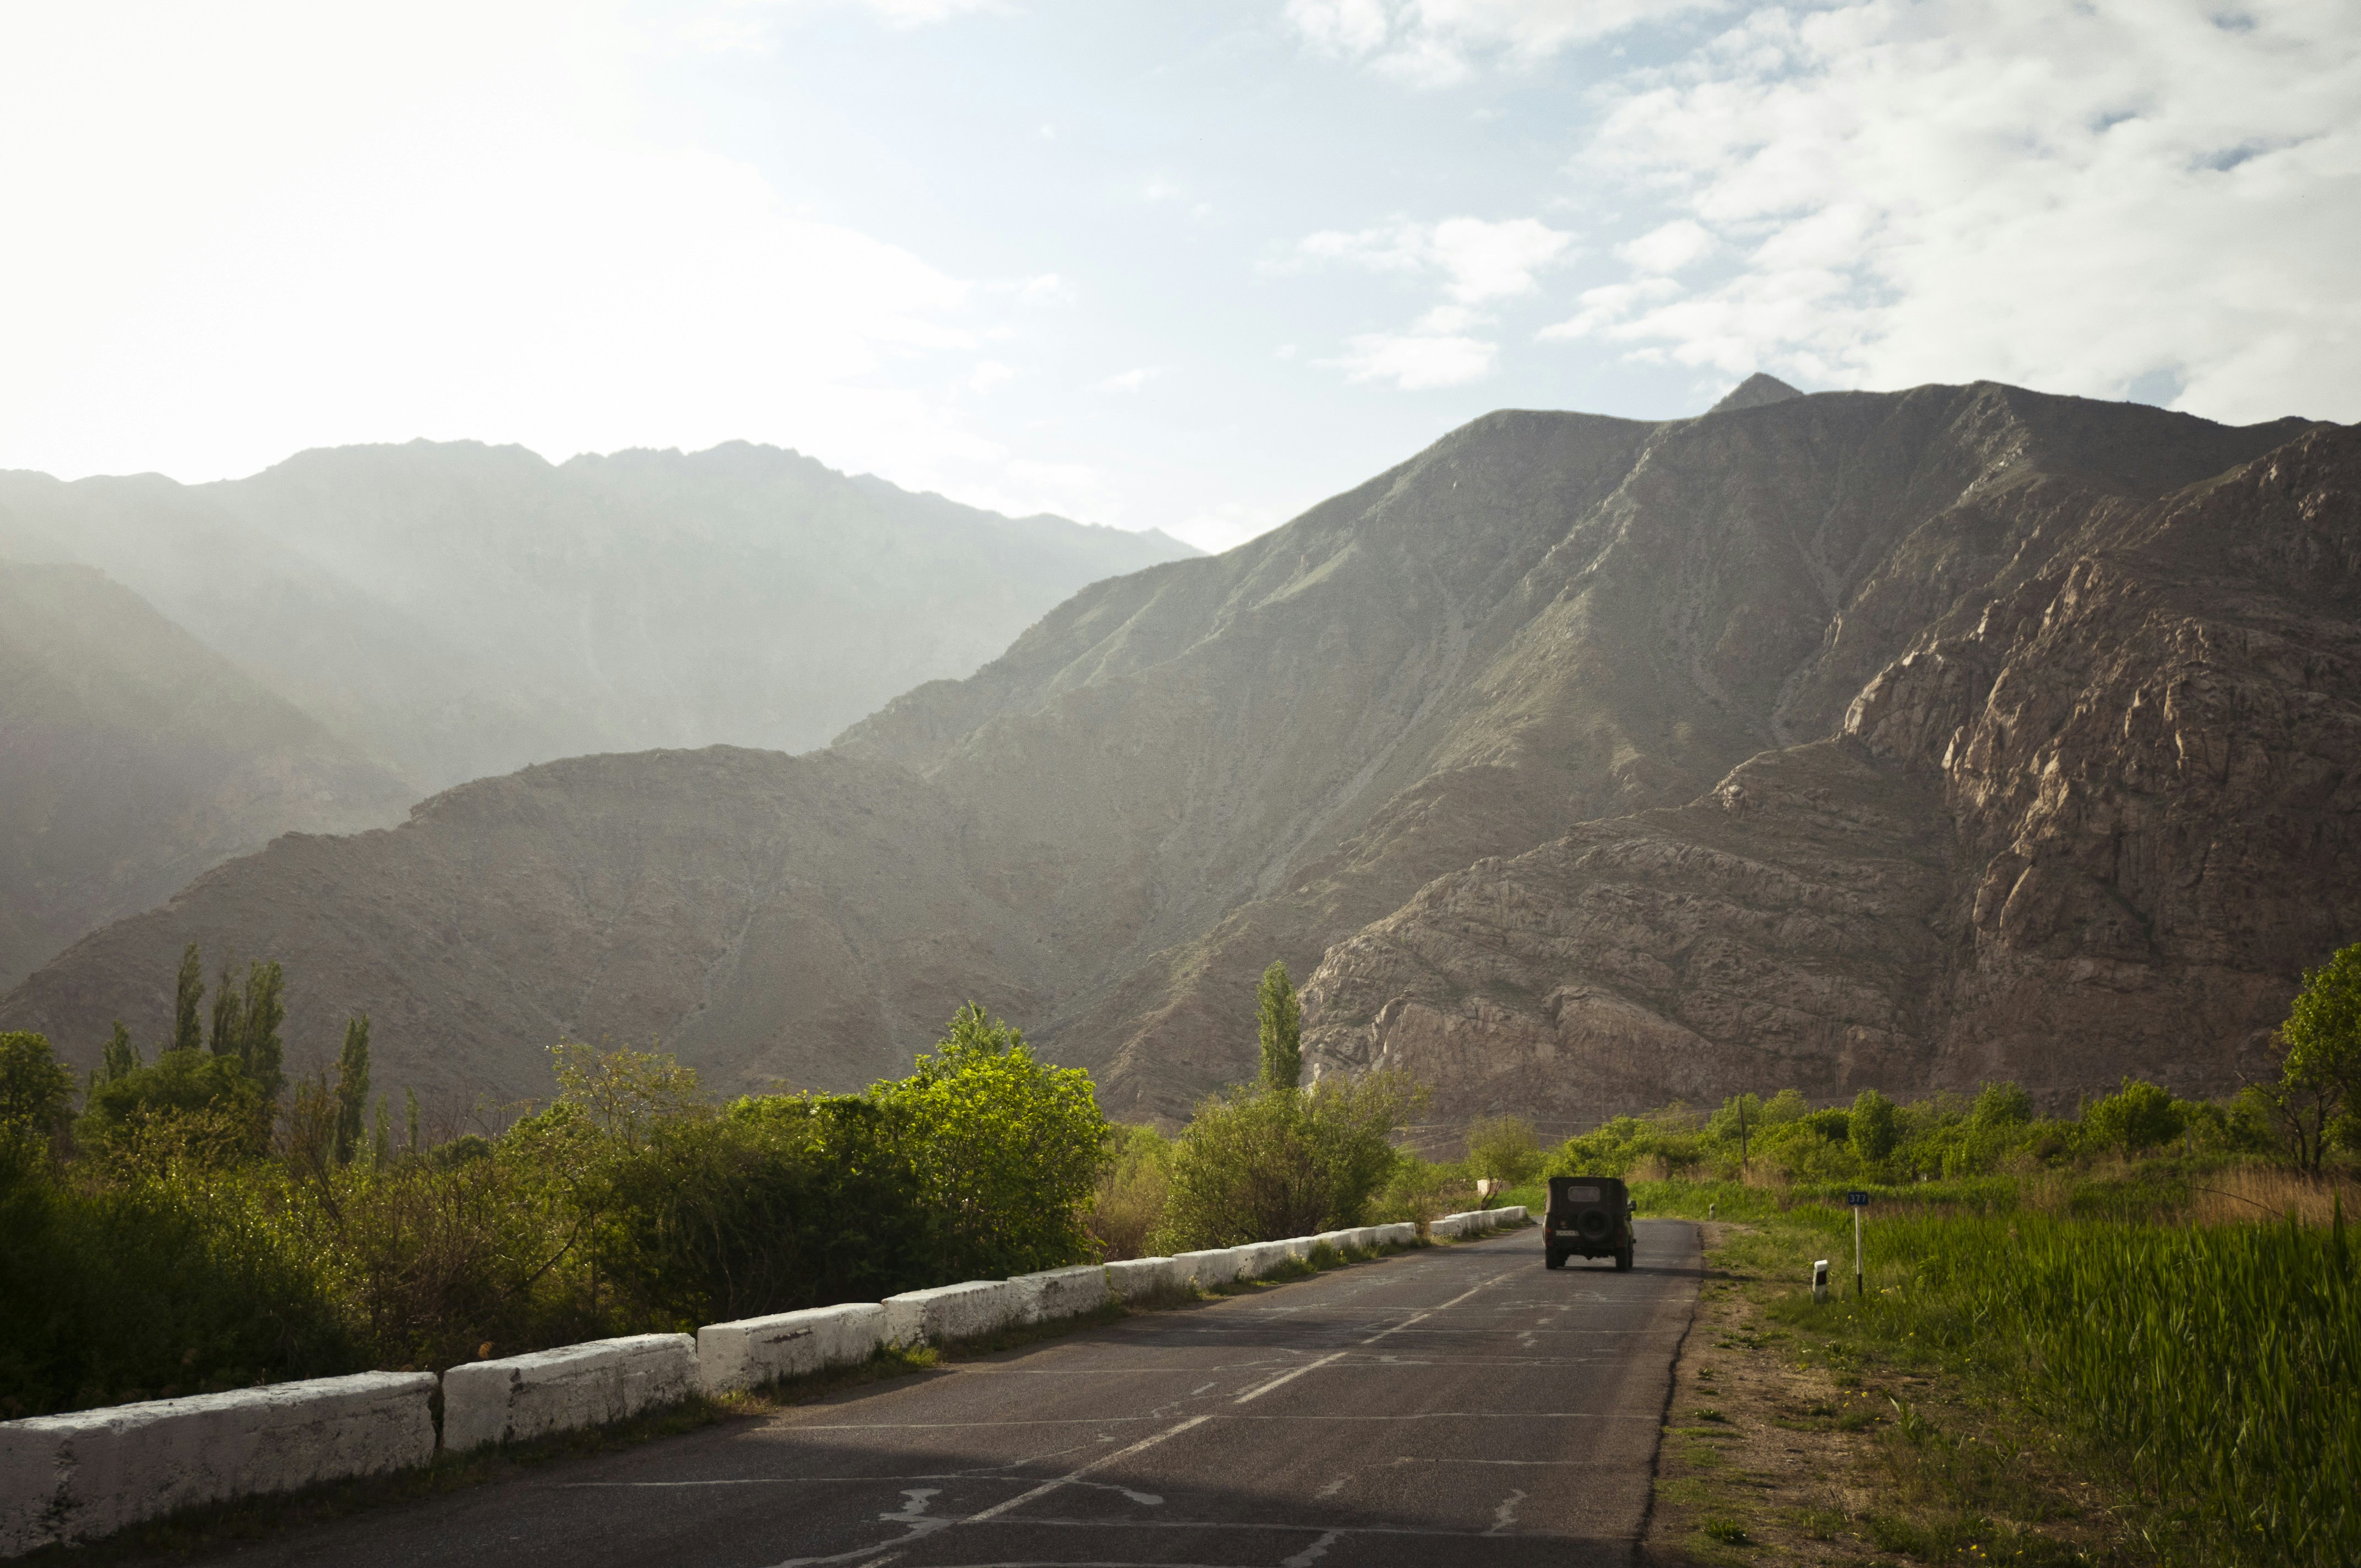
[1845,1190,1870,1206]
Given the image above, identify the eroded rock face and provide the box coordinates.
[1303,426,2361,1121]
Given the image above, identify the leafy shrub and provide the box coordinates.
[2081,1077,2184,1156]
[1154,1072,1418,1250]
[0,1146,356,1417]
[1463,1114,1541,1187]
[1087,1124,1173,1260]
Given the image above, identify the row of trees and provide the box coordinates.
[0,943,394,1180]
[1,987,1112,1417]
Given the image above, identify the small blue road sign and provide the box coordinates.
[1845,1189,1870,1206]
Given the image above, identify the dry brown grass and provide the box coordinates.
[2189,1165,2361,1227]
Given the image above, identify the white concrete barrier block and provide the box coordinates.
[1374,1222,1417,1247]
[1173,1248,1240,1287]
[881,1280,1020,1348]
[442,1335,695,1452]
[1345,1227,1380,1251]
[1240,1242,1293,1279]
[1502,1205,1527,1223]
[1,1372,436,1555]
[697,1304,887,1396]
[1105,1257,1176,1302]
[1010,1265,1111,1324]
[1311,1231,1352,1255]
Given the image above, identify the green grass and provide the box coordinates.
[1649,1178,2359,1566]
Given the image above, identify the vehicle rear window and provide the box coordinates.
[1563,1186,1600,1202]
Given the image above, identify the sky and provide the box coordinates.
[1,1,2354,552]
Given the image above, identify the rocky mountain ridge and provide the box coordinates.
[4,381,2347,1124]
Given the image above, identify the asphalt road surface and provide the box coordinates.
[221,1219,1701,1568]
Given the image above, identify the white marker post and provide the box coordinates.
[1811,1259,1829,1304]
[1845,1189,1869,1298]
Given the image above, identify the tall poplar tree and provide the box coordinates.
[172,943,204,1056]
[238,961,287,1100]
[1257,960,1302,1091]
[333,1015,371,1164]
[208,956,243,1058]
[98,1022,138,1084]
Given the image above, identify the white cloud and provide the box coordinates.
[1615,218,1716,274]
[1291,215,1570,389]
[970,361,1017,391]
[1296,215,1573,301]
[1286,0,1724,88]
[1096,366,1166,393]
[1549,0,2361,423]
[1323,330,1498,389]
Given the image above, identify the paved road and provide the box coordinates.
[223,1219,1700,1568]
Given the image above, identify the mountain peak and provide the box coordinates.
[1708,373,1804,415]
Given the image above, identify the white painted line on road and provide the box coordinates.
[1280,1528,1340,1565]
[1232,1261,1522,1402]
[1231,1349,1350,1403]
[964,1414,1212,1523]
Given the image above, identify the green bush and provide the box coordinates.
[1154,1073,1418,1250]
[0,1147,356,1417]
[1087,1124,1173,1260]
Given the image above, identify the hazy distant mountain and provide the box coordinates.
[0,563,411,987]
[8,385,2351,1130]
[0,442,1198,792]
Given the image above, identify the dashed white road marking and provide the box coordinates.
[1281,1528,1341,1566]
[964,1414,1212,1523]
[1233,1264,1525,1403]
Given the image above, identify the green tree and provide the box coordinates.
[1257,961,1302,1091]
[872,1004,1112,1278]
[1087,1124,1173,1261]
[236,961,286,1099]
[173,941,204,1057]
[2281,942,2361,1161]
[333,1015,372,1165]
[1463,1113,1541,1188]
[78,1048,269,1163]
[549,1038,705,1150]
[0,1032,76,1161]
[97,1022,139,1086]
[1849,1088,1900,1163]
[1972,1081,2034,1129]
[208,954,242,1058]
[1155,1071,1420,1249]
[2082,1077,2185,1157]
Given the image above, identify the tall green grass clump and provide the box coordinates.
[1839,1208,2357,1566]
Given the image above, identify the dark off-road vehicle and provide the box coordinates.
[1544,1175,1635,1270]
